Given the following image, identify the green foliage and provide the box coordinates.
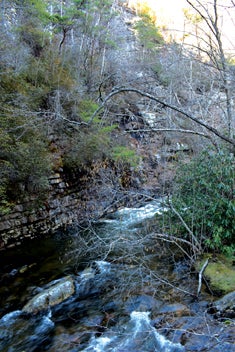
[111,146,140,168]
[24,54,74,102]
[0,0,138,215]
[79,100,100,123]
[9,141,50,194]
[62,101,136,171]
[49,0,84,36]
[134,13,163,49]
[63,128,111,169]
[62,96,117,169]
[81,0,115,47]
[167,149,235,257]
[84,0,113,14]
[15,0,51,57]
[0,119,52,209]
[0,51,75,111]
[16,0,49,22]
[18,24,48,57]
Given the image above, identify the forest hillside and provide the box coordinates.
[0,0,234,257]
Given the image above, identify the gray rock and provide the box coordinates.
[214,290,235,311]
[22,276,75,313]
[158,303,191,317]
[209,290,235,318]
[124,295,163,314]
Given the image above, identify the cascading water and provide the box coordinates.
[99,198,167,230]
[0,256,185,351]
[2,200,229,351]
[81,311,184,352]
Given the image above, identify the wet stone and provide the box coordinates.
[0,311,54,352]
[158,303,191,317]
[209,290,235,318]
[124,295,163,315]
[0,198,234,352]
[79,314,104,329]
[22,276,75,314]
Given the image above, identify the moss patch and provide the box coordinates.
[196,255,235,295]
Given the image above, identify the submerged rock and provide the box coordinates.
[0,310,54,352]
[22,276,75,313]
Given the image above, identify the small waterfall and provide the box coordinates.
[99,200,167,230]
[93,260,111,274]
[130,311,185,351]
[82,311,184,352]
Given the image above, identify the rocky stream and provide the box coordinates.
[0,201,234,351]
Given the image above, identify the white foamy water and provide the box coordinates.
[81,311,184,352]
[100,199,167,230]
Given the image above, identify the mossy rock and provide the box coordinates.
[196,255,235,296]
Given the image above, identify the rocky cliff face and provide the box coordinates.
[0,135,186,250]
[0,151,155,249]
[0,172,80,249]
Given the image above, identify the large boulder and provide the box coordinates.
[22,276,75,314]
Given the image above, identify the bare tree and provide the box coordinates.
[88,87,235,147]
[185,0,235,138]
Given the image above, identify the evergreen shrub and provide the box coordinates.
[165,149,235,257]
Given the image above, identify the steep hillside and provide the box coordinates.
[0,0,234,254]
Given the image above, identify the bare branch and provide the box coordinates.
[185,0,233,138]
[92,87,235,147]
[151,233,199,261]
[150,270,196,297]
[125,128,219,150]
[125,128,211,138]
[197,258,209,297]
[186,0,217,37]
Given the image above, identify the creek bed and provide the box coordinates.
[0,201,234,351]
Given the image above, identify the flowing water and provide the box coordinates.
[0,200,232,351]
